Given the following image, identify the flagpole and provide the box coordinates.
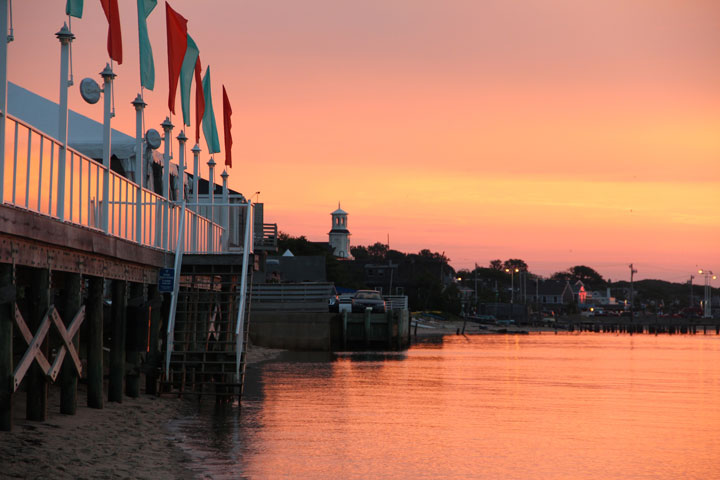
[56,23,74,222]
[191,143,200,252]
[101,63,115,234]
[161,116,173,250]
[0,0,9,204]
[132,94,146,243]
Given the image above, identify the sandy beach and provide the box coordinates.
[0,344,284,480]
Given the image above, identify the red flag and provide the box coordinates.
[222,86,232,168]
[194,57,205,144]
[165,2,188,113]
[100,0,122,64]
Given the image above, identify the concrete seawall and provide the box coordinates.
[249,310,410,351]
[249,312,339,351]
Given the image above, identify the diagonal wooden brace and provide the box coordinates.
[12,305,52,392]
[48,306,85,381]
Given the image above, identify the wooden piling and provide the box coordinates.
[145,285,163,396]
[60,272,82,415]
[87,276,104,409]
[0,263,14,431]
[342,311,348,350]
[386,311,393,349]
[364,308,372,347]
[26,268,50,421]
[125,282,144,399]
[109,280,127,403]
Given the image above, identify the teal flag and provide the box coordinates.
[179,35,199,126]
[65,0,83,18]
[202,67,221,154]
[137,0,157,90]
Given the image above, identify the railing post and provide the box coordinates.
[56,24,74,221]
[221,169,229,252]
[176,131,187,201]
[132,94,146,243]
[0,0,9,204]
[191,144,200,252]
[100,64,115,234]
[161,117,173,250]
[207,156,216,251]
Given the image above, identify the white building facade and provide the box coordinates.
[328,204,351,258]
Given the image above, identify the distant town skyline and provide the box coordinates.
[8,0,720,283]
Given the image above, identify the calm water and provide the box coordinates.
[172,334,720,479]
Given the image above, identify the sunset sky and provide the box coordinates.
[7,0,720,282]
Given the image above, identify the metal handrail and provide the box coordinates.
[164,201,186,379]
[3,112,225,254]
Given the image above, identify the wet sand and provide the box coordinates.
[0,344,283,479]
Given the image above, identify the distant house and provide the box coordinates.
[589,288,617,306]
[255,255,327,283]
[363,262,399,295]
[526,280,574,307]
[572,281,588,305]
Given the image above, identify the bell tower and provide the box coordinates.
[329,203,351,258]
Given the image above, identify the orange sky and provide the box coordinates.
[7,0,720,282]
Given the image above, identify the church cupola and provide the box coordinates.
[329,203,351,258]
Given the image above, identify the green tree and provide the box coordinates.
[367,242,389,261]
[503,259,528,272]
[350,245,369,260]
[489,259,503,271]
[552,265,606,289]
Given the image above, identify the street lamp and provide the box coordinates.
[698,269,716,318]
[505,267,520,304]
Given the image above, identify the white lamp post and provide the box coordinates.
[505,267,519,304]
[698,269,716,319]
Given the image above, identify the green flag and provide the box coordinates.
[202,67,221,154]
[179,35,199,126]
[137,0,157,90]
[65,0,83,18]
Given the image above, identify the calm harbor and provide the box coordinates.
[172,333,720,479]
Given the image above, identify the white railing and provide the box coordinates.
[3,113,225,254]
[384,295,409,311]
[2,113,256,386]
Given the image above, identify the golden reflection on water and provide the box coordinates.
[180,334,720,479]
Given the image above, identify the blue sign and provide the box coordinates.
[158,268,175,293]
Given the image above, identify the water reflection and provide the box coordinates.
[173,334,720,479]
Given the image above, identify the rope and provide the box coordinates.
[7,0,13,42]
[110,60,116,117]
[169,112,173,158]
[67,17,74,85]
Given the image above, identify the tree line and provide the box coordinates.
[276,234,715,313]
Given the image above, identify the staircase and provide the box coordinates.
[164,255,253,399]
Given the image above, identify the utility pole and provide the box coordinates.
[474,263,478,314]
[629,263,637,317]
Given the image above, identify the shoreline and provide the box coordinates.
[0,343,284,480]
